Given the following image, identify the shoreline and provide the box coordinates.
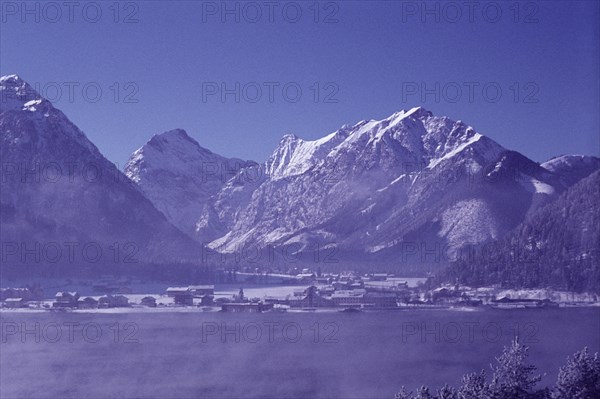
[2,302,598,314]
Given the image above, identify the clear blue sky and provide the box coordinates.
[1,0,598,167]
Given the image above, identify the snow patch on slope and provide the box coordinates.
[519,176,555,195]
[438,199,499,249]
[428,133,482,169]
[541,154,595,172]
[266,128,349,179]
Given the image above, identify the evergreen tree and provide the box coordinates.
[415,386,434,399]
[458,370,489,399]
[489,338,542,398]
[437,384,458,399]
[553,348,600,399]
[393,344,597,399]
[394,386,413,399]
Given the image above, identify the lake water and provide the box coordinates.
[1,308,598,398]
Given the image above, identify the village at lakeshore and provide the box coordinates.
[1,269,598,313]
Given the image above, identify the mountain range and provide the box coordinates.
[1,74,598,278]
[125,105,598,271]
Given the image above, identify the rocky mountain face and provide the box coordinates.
[124,129,255,239]
[126,105,599,269]
[0,75,200,271]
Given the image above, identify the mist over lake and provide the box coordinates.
[2,308,598,399]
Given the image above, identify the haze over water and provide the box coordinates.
[2,308,598,398]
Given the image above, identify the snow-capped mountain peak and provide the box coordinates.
[153,128,194,141]
[1,75,200,265]
[0,74,100,156]
[126,128,248,182]
[188,106,589,257]
[125,128,254,238]
[0,74,47,114]
[266,128,350,179]
[118,104,599,266]
[265,107,440,180]
[141,128,217,162]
